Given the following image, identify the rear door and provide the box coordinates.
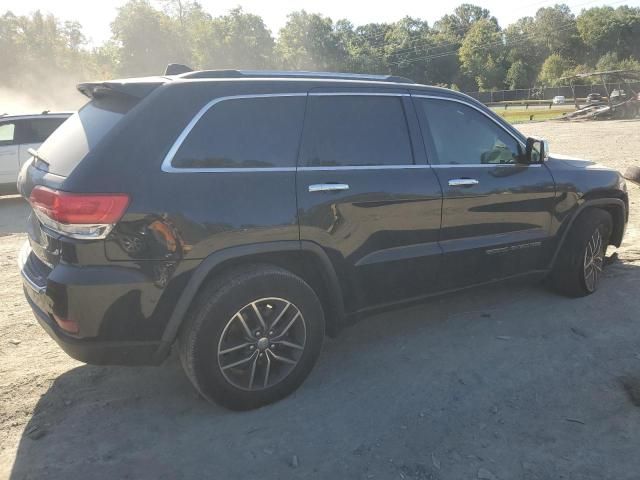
[0,120,19,184]
[296,89,443,313]
[413,95,556,289]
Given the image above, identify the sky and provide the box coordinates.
[5,0,640,46]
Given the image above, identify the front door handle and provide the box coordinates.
[448,178,479,187]
[308,183,350,193]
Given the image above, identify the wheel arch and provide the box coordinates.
[154,241,345,362]
[549,198,626,270]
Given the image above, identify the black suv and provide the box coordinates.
[18,69,628,409]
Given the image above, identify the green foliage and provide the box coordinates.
[506,60,531,89]
[577,6,640,60]
[276,11,346,71]
[459,18,506,90]
[434,4,497,40]
[537,53,574,86]
[1,1,639,99]
[111,0,182,76]
[595,52,640,72]
[533,4,582,58]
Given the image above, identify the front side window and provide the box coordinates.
[172,96,306,169]
[300,95,413,167]
[0,122,16,146]
[419,99,522,165]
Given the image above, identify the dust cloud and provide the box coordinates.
[0,74,88,115]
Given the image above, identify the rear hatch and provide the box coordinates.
[19,77,165,270]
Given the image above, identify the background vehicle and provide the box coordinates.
[0,112,71,194]
[586,93,606,105]
[552,95,566,104]
[17,69,628,410]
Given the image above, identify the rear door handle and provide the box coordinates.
[448,178,479,187]
[308,183,350,193]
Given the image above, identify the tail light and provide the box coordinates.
[29,186,130,240]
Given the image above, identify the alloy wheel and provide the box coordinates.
[583,228,604,292]
[217,297,306,391]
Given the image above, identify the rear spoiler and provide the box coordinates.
[77,77,167,100]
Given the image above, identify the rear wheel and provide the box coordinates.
[178,264,325,410]
[549,208,612,297]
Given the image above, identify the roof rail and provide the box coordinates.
[176,69,415,84]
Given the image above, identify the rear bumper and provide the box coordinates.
[19,242,163,366]
[24,291,161,365]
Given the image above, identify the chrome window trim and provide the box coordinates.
[161,93,307,173]
[299,165,427,171]
[411,94,528,165]
[430,164,542,168]
[162,91,413,173]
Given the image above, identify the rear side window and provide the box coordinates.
[171,96,306,169]
[37,95,135,176]
[300,95,413,167]
[19,117,67,144]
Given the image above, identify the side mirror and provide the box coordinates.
[525,137,549,163]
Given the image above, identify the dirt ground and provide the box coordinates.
[1,120,640,480]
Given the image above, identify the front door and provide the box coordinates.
[413,95,556,289]
[296,90,443,313]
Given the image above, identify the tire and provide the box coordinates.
[624,166,640,186]
[549,208,612,297]
[178,264,325,410]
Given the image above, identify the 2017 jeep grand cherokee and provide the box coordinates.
[17,69,628,410]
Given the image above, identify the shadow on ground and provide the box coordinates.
[9,264,640,480]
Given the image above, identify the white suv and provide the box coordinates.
[0,112,71,194]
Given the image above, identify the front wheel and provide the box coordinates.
[549,208,612,297]
[178,265,325,410]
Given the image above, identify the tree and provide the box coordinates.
[577,6,640,60]
[111,0,182,76]
[382,17,431,82]
[506,60,531,89]
[340,22,391,74]
[458,18,505,89]
[533,5,582,59]
[199,7,274,69]
[595,52,640,72]
[276,11,347,71]
[434,4,496,39]
[537,53,574,86]
[504,17,544,89]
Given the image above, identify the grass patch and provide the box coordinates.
[492,106,576,124]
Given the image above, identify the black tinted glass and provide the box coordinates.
[173,96,306,169]
[300,95,413,167]
[19,117,67,144]
[420,99,521,165]
[38,96,136,176]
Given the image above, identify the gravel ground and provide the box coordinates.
[1,120,640,480]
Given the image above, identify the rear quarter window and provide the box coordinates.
[170,95,306,169]
[36,95,136,176]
